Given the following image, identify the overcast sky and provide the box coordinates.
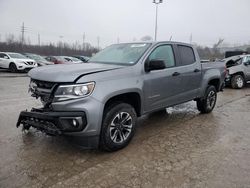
[0,0,249,48]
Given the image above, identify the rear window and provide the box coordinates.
[178,45,196,66]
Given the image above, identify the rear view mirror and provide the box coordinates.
[146,59,166,72]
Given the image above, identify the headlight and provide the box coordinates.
[54,82,95,101]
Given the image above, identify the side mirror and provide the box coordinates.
[4,56,9,59]
[146,59,166,72]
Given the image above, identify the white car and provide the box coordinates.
[0,52,37,72]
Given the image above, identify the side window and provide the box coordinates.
[0,53,8,59]
[148,45,175,68]
[243,56,250,63]
[178,45,196,66]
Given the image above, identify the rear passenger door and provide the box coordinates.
[176,45,202,100]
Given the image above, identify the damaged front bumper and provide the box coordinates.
[16,108,87,135]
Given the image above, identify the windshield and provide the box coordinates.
[8,53,27,59]
[89,43,151,65]
[70,57,81,61]
[56,56,69,61]
[29,54,46,61]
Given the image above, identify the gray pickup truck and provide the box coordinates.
[17,42,226,151]
[224,55,250,89]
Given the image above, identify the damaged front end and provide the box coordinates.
[17,79,87,135]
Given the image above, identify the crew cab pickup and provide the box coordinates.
[17,42,226,151]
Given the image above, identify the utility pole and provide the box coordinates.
[169,35,172,41]
[38,33,40,46]
[153,0,163,41]
[82,33,85,50]
[59,35,64,55]
[189,33,193,44]
[21,22,25,45]
[117,37,120,44]
[97,36,100,49]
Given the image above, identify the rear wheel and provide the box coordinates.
[231,75,244,89]
[9,63,17,73]
[197,85,217,113]
[100,103,137,152]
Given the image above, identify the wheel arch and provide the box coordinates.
[208,78,221,92]
[231,71,246,80]
[103,92,142,117]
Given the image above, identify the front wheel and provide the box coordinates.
[9,63,17,73]
[197,85,217,114]
[100,103,137,152]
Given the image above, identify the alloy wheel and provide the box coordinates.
[109,112,133,144]
[206,90,216,110]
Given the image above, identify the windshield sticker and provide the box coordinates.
[131,44,147,48]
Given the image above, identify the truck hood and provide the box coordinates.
[28,63,123,82]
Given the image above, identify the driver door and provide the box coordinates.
[143,44,183,112]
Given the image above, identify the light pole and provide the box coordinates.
[153,0,163,41]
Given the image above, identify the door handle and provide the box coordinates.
[194,69,201,72]
[172,72,180,76]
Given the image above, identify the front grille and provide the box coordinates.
[35,80,55,90]
[25,61,34,65]
[30,79,57,107]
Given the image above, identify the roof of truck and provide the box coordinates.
[118,41,192,45]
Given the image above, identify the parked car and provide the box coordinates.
[60,56,83,63]
[224,55,250,89]
[72,55,90,62]
[17,42,226,151]
[45,56,70,64]
[0,52,37,72]
[23,53,54,66]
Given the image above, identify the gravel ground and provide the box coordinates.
[1,73,250,188]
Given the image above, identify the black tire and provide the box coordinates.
[9,63,17,73]
[99,103,137,152]
[197,85,217,114]
[231,75,245,89]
